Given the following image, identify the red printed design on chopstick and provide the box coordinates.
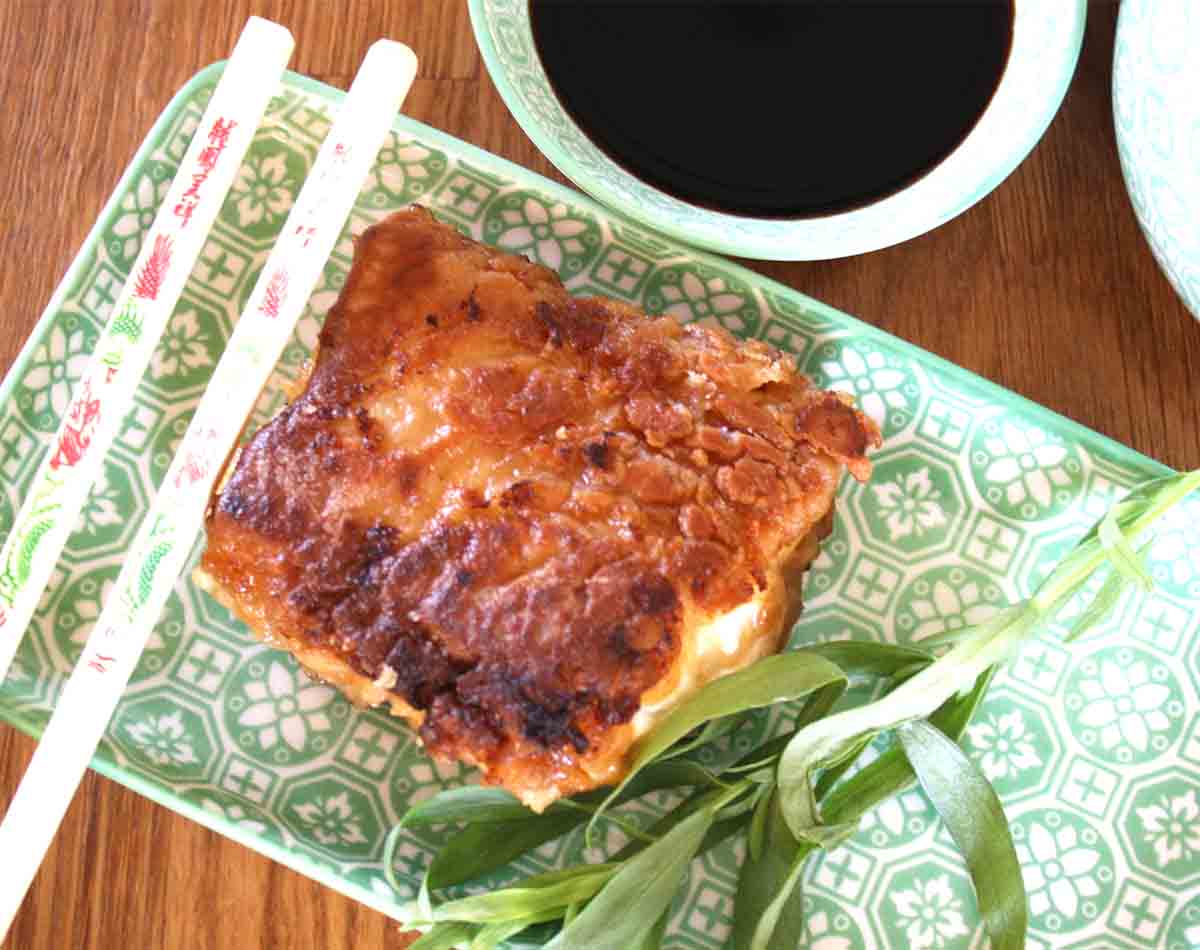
[49,380,102,471]
[260,268,289,318]
[132,235,174,301]
[172,427,221,490]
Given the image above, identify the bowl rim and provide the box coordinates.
[1111,0,1200,322]
[469,0,1088,261]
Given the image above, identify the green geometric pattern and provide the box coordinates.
[0,66,1196,948]
[805,339,920,439]
[644,264,761,338]
[223,653,353,769]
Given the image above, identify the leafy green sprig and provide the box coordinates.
[386,470,1199,950]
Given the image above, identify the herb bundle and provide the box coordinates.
[386,471,1199,950]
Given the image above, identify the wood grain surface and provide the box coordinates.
[1,2,1196,948]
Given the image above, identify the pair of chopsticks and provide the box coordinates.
[0,18,417,939]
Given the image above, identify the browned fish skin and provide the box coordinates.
[199,207,878,808]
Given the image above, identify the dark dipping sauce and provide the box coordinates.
[531,1,1015,218]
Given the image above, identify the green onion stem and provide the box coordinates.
[552,799,659,845]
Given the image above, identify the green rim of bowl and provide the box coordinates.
[469,0,1087,261]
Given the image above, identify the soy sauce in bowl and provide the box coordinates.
[531,1,1014,219]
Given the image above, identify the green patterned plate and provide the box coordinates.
[2,65,1198,948]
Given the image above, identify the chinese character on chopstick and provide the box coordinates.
[173,116,238,227]
[208,117,237,149]
[294,224,317,248]
[173,197,197,227]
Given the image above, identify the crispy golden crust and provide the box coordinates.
[198,207,878,808]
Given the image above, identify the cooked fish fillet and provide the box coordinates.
[196,207,879,810]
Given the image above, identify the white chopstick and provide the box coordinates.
[0,40,418,942]
[0,17,294,685]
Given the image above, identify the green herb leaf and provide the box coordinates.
[635,758,730,792]
[426,814,581,891]
[810,733,875,802]
[1097,504,1154,590]
[809,651,988,802]
[911,627,974,650]
[409,922,479,950]
[468,912,561,950]
[701,814,752,856]
[801,641,933,679]
[547,806,716,950]
[631,907,672,950]
[421,759,721,890]
[733,789,814,950]
[401,786,536,827]
[793,676,847,729]
[625,651,845,778]
[614,782,753,863]
[821,668,994,827]
[721,735,798,776]
[898,720,1026,950]
[1034,470,1200,615]
[427,864,616,925]
[502,922,566,950]
[718,647,913,779]
[1065,566,1130,643]
[716,787,766,822]
[748,784,773,862]
[1073,471,1197,549]
[469,925,511,950]
[797,819,861,848]
[777,603,1029,840]
[590,652,845,843]
[658,714,743,762]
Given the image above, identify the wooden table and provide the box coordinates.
[1,2,1197,947]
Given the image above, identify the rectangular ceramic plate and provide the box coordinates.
[2,65,1198,949]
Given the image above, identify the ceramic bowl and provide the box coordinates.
[1114,0,1200,321]
[469,0,1087,261]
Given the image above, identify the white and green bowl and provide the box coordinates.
[1114,0,1200,322]
[469,0,1087,260]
